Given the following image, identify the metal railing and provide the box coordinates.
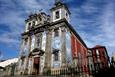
[1,64,115,77]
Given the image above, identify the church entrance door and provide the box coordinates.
[34,57,40,75]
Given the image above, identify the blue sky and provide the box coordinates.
[0,0,115,60]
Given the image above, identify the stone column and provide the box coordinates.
[44,29,52,71]
[61,26,67,67]
[31,57,34,74]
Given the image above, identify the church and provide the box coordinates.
[16,0,109,75]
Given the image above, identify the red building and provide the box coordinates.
[89,45,109,70]
[71,33,88,72]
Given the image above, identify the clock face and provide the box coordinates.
[52,37,60,49]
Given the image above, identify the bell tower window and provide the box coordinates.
[51,0,70,22]
[24,38,28,45]
[55,11,60,19]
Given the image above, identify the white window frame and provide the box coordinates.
[53,9,61,22]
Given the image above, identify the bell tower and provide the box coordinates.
[50,0,71,22]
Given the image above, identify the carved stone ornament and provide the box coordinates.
[61,26,66,32]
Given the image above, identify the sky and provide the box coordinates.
[0,0,115,60]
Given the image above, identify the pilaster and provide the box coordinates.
[44,29,53,70]
[61,26,67,67]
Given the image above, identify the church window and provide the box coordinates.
[24,38,28,45]
[66,12,68,17]
[55,11,60,19]
[39,16,42,21]
[21,59,24,65]
[37,35,41,48]
[54,28,59,37]
[32,21,35,26]
[53,50,59,61]
[28,22,31,26]
[31,35,35,50]
[28,22,31,30]
[54,52,59,61]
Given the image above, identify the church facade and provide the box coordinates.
[16,0,109,75]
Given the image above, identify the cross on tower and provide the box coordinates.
[55,0,62,3]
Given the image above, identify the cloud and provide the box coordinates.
[0,0,53,45]
[0,0,54,59]
[0,0,115,59]
[99,2,115,55]
[70,0,115,56]
[0,32,19,44]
